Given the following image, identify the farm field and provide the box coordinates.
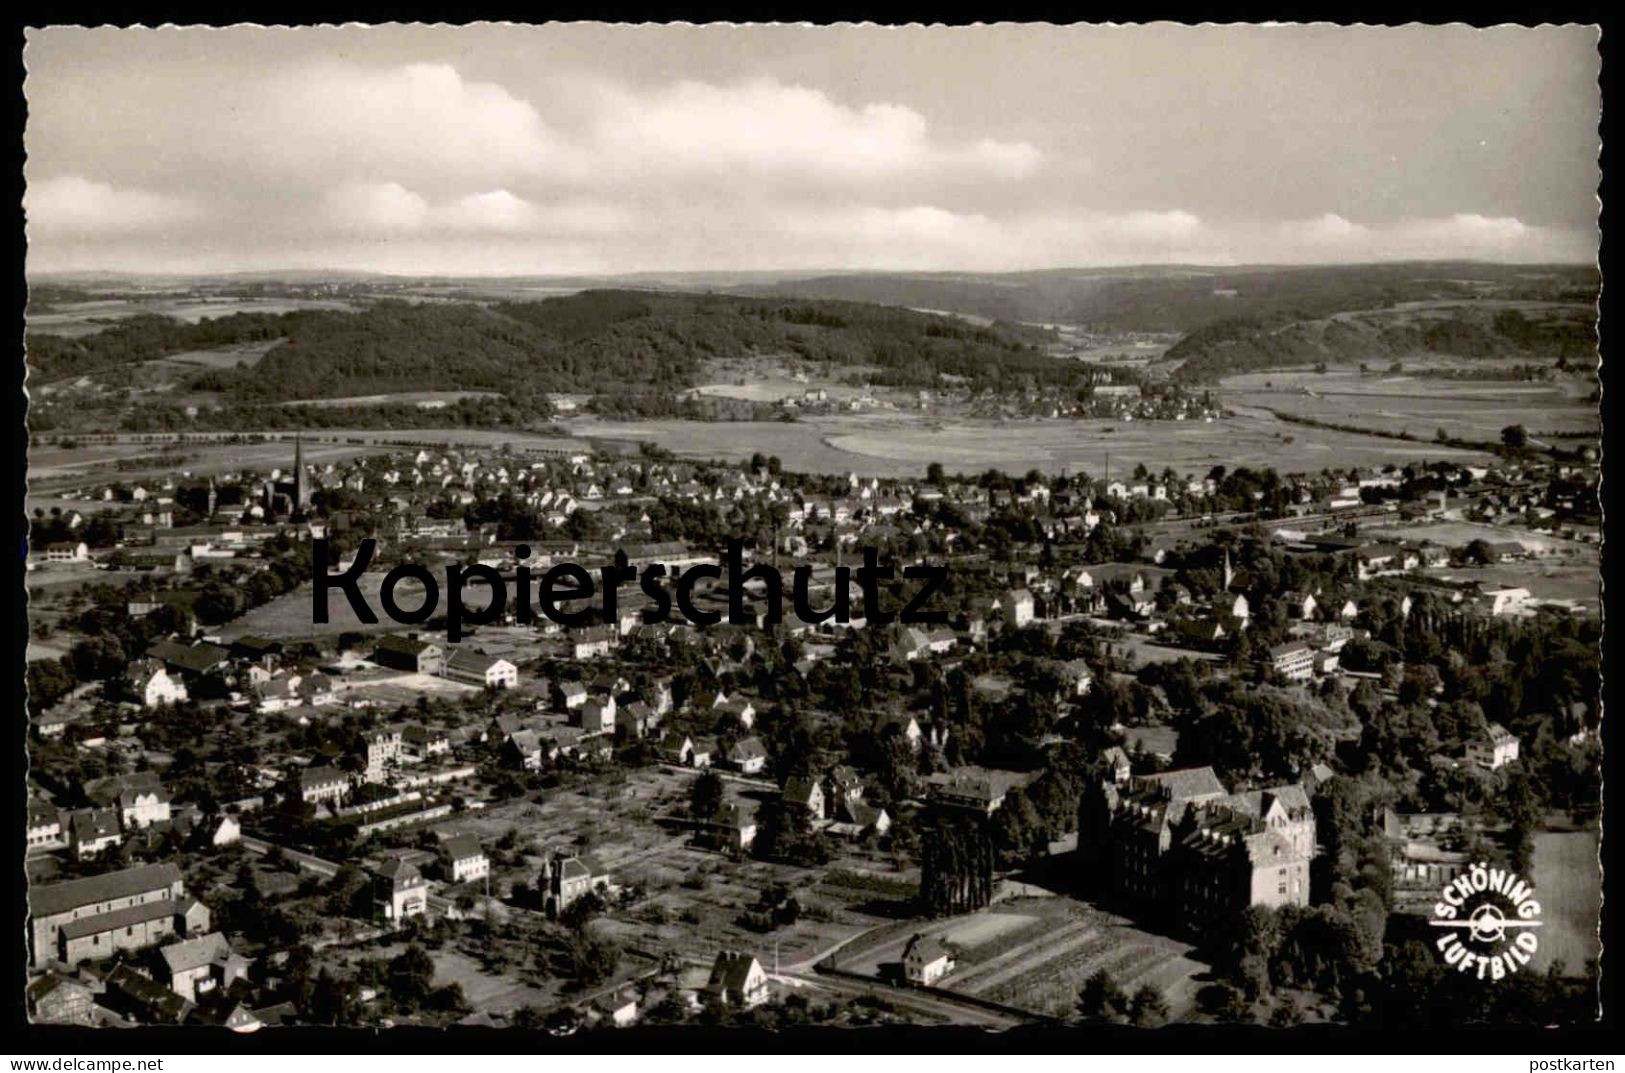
[832,894,1209,1021]
[569,410,1497,479]
[1221,368,1597,443]
[25,296,363,336]
[1529,829,1601,976]
[1419,562,1599,611]
[283,391,505,408]
[1361,520,1588,555]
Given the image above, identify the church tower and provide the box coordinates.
[293,435,311,510]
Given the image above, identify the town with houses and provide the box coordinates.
[23,429,1602,1031]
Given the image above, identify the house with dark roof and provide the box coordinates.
[704,951,769,1008]
[371,634,444,674]
[439,832,489,884]
[145,640,231,678]
[781,776,826,819]
[26,971,97,1025]
[724,736,768,775]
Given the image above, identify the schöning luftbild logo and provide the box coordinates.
[1429,861,1543,982]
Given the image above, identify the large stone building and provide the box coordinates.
[28,861,207,969]
[1078,766,1315,932]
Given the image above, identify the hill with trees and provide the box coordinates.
[26,290,1067,404]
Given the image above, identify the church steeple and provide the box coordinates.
[1222,546,1234,591]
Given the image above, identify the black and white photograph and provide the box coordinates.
[14,20,1607,1049]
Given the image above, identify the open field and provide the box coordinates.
[1221,368,1597,443]
[28,403,1506,491]
[282,391,505,408]
[1421,563,1598,611]
[1361,520,1588,555]
[26,296,362,336]
[217,572,504,642]
[1530,829,1601,976]
[569,411,1497,479]
[832,894,1208,1021]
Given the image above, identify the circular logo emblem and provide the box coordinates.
[1429,861,1543,981]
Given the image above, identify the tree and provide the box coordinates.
[689,770,725,821]
[1129,984,1170,1027]
[1501,424,1529,450]
[387,944,436,1008]
[1076,969,1130,1023]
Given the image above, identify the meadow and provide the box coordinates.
[571,411,1497,479]
[1529,829,1601,976]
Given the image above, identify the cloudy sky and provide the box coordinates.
[24,23,1600,275]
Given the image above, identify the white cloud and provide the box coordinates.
[253,62,570,192]
[323,181,430,233]
[427,190,539,233]
[26,176,202,236]
[583,76,1041,187]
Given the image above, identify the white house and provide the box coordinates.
[1466,723,1520,770]
[902,934,955,986]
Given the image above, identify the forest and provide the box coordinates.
[24,290,1065,405]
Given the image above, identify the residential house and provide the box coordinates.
[372,859,429,923]
[704,951,769,1009]
[725,736,768,775]
[86,771,172,830]
[295,765,349,807]
[782,776,827,820]
[159,932,251,1002]
[439,833,490,885]
[902,934,955,986]
[125,660,189,708]
[1465,723,1520,770]
[27,973,96,1025]
[1002,588,1036,629]
[66,809,123,860]
[27,800,63,850]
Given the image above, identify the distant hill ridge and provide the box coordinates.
[25,289,1069,402]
